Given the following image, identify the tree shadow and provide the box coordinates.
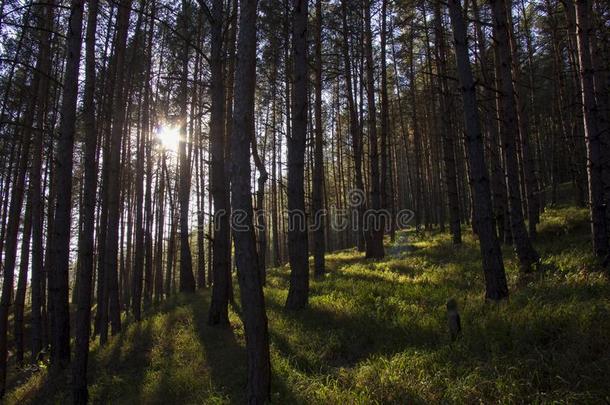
[188,297,247,405]
[88,321,155,403]
[265,296,442,375]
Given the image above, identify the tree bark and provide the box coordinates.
[102,0,132,343]
[231,0,271,401]
[72,1,98,402]
[364,0,385,259]
[312,0,326,277]
[14,194,32,365]
[574,0,609,263]
[489,0,539,272]
[448,0,509,300]
[49,0,84,370]
[285,0,310,310]
[340,0,366,252]
[208,0,231,325]
[434,0,462,245]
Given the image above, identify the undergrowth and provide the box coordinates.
[6,205,610,404]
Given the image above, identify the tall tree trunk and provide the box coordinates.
[208,0,231,325]
[14,195,32,365]
[178,0,196,293]
[472,0,508,243]
[574,0,609,263]
[380,0,389,220]
[73,1,99,402]
[340,0,365,252]
[312,0,326,277]
[27,0,55,366]
[364,0,385,259]
[434,0,462,244]
[102,0,132,343]
[252,133,268,284]
[50,0,84,371]
[286,0,310,310]
[489,0,539,272]
[448,0,509,300]
[231,0,271,401]
[0,109,33,397]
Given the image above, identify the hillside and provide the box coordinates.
[8,206,610,404]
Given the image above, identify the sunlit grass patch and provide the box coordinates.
[7,205,610,404]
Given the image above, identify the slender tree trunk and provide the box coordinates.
[340,0,365,252]
[0,114,32,397]
[154,158,166,301]
[312,0,325,277]
[73,1,98,402]
[178,0,196,293]
[364,0,384,259]
[102,0,132,343]
[448,0,509,300]
[489,0,539,272]
[434,0,461,244]
[28,0,55,366]
[14,195,32,365]
[286,0,310,310]
[574,0,609,263]
[252,132,269,284]
[231,0,271,401]
[49,0,84,371]
[208,0,231,325]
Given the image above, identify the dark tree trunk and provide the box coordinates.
[231,0,271,401]
[49,0,84,371]
[208,0,231,326]
[73,1,99,402]
[448,0,509,301]
[434,0,462,245]
[102,0,132,343]
[340,0,365,252]
[178,0,196,293]
[364,0,385,259]
[285,0,310,310]
[574,0,609,263]
[28,0,55,367]
[489,0,539,272]
[312,0,326,277]
[0,107,32,397]
[14,195,32,365]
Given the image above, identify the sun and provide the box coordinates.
[156,124,180,151]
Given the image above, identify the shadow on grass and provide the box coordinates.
[265,296,441,375]
[88,321,156,403]
[188,297,247,405]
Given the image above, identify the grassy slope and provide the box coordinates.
[7,206,610,404]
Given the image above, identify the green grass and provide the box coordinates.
[7,205,610,404]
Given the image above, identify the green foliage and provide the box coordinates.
[7,206,610,404]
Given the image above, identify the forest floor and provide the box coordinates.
[7,204,610,404]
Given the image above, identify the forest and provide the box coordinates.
[0,0,608,403]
